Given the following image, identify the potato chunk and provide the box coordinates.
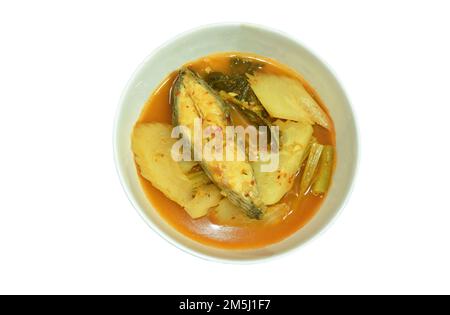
[133,122,222,219]
[132,123,195,208]
[208,198,250,226]
[247,73,330,129]
[185,184,222,219]
[252,120,313,205]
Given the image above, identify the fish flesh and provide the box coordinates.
[171,69,265,219]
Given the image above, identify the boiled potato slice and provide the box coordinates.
[178,160,198,174]
[209,199,290,226]
[186,170,211,190]
[252,120,313,205]
[185,184,222,219]
[133,123,221,219]
[132,123,195,208]
[247,73,330,129]
[208,198,251,226]
[263,203,291,225]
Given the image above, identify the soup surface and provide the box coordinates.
[135,52,335,249]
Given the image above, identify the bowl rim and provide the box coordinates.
[113,22,360,264]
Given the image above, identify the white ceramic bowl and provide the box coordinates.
[114,23,358,263]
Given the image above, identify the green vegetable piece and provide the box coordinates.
[230,57,263,75]
[300,143,324,195]
[312,145,334,195]
[300,137,318,166]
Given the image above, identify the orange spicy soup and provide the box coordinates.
[135,53,335,249]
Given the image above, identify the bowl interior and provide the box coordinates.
[114,23,358,262]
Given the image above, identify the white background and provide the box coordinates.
[1,0,449,295]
